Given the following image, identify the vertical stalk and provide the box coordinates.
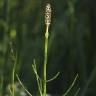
[10,42,17,96]
[44,25,49,96]
[44,3,51,96]
[12,63,15,96]
[12,53,17,96]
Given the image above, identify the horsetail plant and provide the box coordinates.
[16,3,80,96]
[43,3,51,96]
[32,4,52,96]
[16,3,53,96]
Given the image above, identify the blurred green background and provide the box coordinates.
[0,0,96,96]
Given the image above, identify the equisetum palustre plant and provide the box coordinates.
[8,3,80,96]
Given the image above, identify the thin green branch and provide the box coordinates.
[74,88,80,96]
[16,74,33,96]
[63,74,79,96]
[12,52,17,96]
[32,59,43,96]
[12,67,15,96]
[47,72,60,83]
[81,66,96,96]
[8,86,13,96]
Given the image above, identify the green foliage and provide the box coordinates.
[0,0,96,95]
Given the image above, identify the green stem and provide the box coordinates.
[12,65,15,96]
[44,25,49,96]
[16,74,33,96]
[63,74,78,96]
[12,53,17,96]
